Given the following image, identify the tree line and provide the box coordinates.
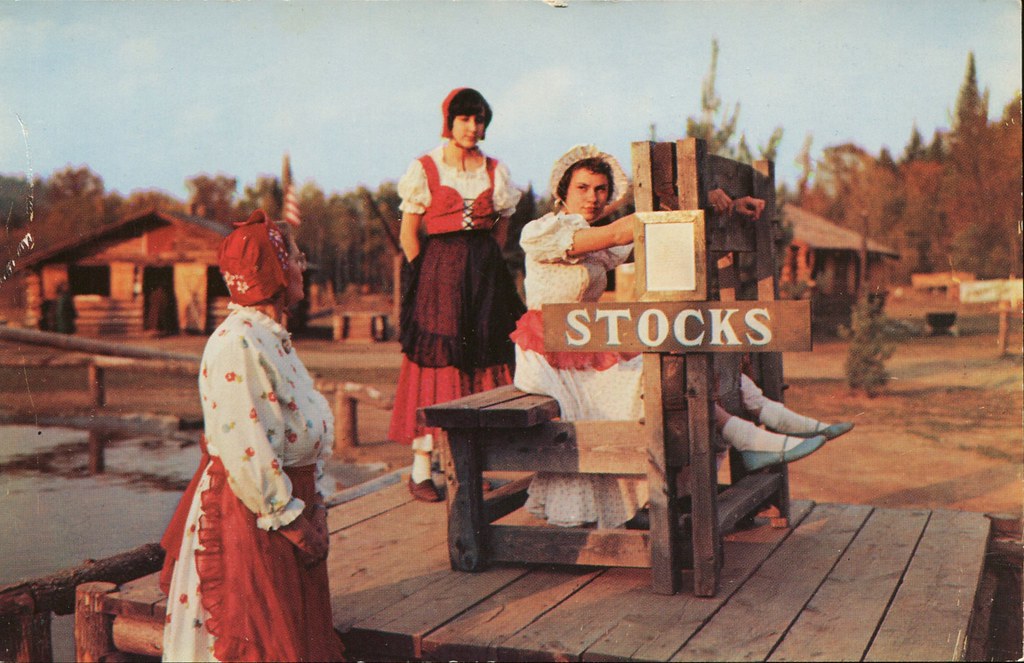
[2,50,1019,301]
[791,53,1022,281]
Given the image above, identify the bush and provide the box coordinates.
[844,292,897,396]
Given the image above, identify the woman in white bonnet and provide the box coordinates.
[510,145,848,528]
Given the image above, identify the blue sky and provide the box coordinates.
[1,0,1020,203]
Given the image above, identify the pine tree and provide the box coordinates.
[684,40,782,163]
[844,293,895,396]
[900,125,926,164]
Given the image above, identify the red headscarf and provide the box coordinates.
[217,209,290,306]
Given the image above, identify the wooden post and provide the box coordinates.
[334,392,359,454]
[997,300,1010,355]
[87,430,105,474]
[0,609,53,663]
[643,354,681,595]
[686,354,721,597]
[74,582,117,662]
[393,253,403,338]
[444,430,485,572]
[87,361,105,408]
[753,158,790,526]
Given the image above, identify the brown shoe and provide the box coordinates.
[408,477,443,502]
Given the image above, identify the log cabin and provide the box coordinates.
[16,210,231,337]
[779,204,900,333]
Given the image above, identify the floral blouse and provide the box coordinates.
[397,144,521,217]
[199,304,334,531]
[519,212,634,310]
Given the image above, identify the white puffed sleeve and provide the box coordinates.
[492,161,522,218]
[397,159,431,214]
[200,332,305,531]
[520,213,590,264]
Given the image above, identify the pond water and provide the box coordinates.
[0,425,198,584]
[0,425,198,660]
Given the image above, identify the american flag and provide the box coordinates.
[281,153,301,227]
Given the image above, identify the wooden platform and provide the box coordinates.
[101,480,994,661]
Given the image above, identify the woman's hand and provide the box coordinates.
[708,188,732,215]
[399,212,423,262]
[732,196,765,221]
[707,189,765,221]
[278,511,329,567]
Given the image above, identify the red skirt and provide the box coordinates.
[160,448,345,662]
[388,357,512,444]
[510,309,638,371]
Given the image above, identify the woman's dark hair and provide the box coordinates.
[447,88,492,132]
[556,157,614,203]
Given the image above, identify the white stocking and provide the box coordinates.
[721,416,803,453]
[411,434,434,483]
[741,374,824,435]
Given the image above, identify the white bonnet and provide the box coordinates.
[549,144,630,207]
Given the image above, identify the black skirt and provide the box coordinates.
[400,230,524,372]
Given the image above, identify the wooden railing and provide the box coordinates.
[0,544,165,661]
[1,325,394,448]
[315,379,394,452]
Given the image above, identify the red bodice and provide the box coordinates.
[419,154,499,235]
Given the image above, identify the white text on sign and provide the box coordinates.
[541,301,812,353]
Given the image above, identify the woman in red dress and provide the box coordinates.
[160,210,344,661]
[388,88,525,501]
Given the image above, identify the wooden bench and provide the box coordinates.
[422,384,787,595]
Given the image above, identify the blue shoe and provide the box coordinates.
[739,435,827,471]
[791,422,854,440]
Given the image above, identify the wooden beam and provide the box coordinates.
[420,385,536,429]
[646,353,681,594]
[0,325,199,363]
[74,582,117,663]
[0,610,52,663]
[0,543,164,618]
[686,354,721,597]
[478,393,562,429]
[443,430,487,572]
[716,473,783,534]
[489,525,651,568]
[478,421,647,475]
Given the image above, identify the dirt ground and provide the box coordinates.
[1,290,1021,516]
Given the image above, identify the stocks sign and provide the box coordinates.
[541,300,812,354]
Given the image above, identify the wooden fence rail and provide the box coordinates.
[315,379,394,452]
[0,543,165,662]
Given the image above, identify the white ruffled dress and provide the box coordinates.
[513,212,648,528]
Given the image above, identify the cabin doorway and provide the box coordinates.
[143,266,178,335]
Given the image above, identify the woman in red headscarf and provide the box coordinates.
[388,88,525,501]
[159,210,345,662]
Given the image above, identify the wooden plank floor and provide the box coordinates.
[326,482,991,662]
[103,480,992,662]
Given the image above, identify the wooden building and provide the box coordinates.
[780,205,900,332]
[17,210,231,336]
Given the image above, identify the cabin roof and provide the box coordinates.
[18,209,231,268]
[782,205,900,258]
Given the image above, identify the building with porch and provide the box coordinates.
[779,205,900,333]
[17,210,231,336]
